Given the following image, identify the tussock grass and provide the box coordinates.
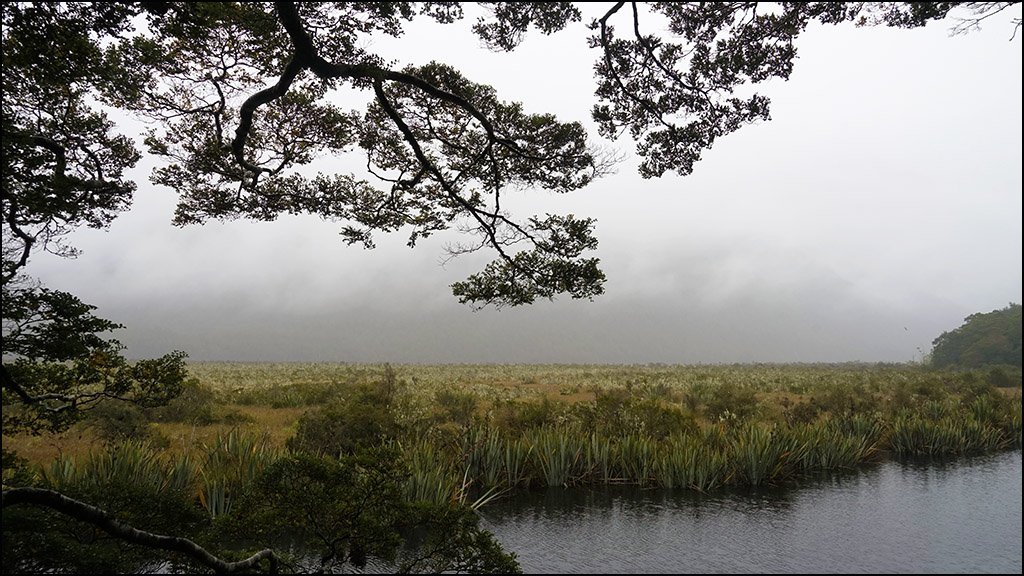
[6,362,1020,503]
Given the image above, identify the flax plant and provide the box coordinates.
[197,430,276,517]
[528,426,586,487]
[403,441,460,505]
[616,433,657,486]
[503,436,534,489]
[728,424,801,486]
[44,440,195,495]
[585,433,612,484]
[479,432,507,488]
[655,433,728,491]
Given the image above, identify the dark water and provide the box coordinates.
[478,450,1023,574]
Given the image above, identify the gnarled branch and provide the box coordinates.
[2,487,279,574]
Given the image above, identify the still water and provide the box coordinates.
[478,450,1022,574]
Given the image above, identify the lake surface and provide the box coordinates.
[478,450,1023,574]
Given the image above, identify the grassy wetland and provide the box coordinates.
[5,362,1020,513]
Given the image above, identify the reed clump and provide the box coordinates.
[378,363,1022,496]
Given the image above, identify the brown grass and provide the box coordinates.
[3,405,307,467]
[3,429,103,466]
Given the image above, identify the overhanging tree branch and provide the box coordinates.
[2,487,280,575]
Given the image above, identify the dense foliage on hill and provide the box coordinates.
[931,304,1022,369]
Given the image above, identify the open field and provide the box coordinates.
[5,362,1020,496]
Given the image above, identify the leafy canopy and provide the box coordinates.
[2,2,190,436]
[6,1,1017,310]
[931,303,1023,369]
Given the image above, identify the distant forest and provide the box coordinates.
[931,303,1022,369]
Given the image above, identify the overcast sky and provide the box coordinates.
[29,4,1023,364]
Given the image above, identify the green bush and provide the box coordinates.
[149,378,216,425]
[985,367,1020,388]
[817,382,880,417]
[580,387,633,435]
[435,388,478,427]
[956,372,998,404]
[488,397,564,434]
[221,410,255,426]
[287,385,397,456]
[223,450,521,574]
[87,401,158,445]
[785,400,820,424]
[1,448,34,488]
[704,381,759,422]
[626,398,696,439]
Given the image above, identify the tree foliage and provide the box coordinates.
[2,1,190,438]
[931,303,1023,369]
[222,451,520,573]
[7,1,1017,310]
[1,279,188,435]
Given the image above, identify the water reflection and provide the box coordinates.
[479,451,1023,574]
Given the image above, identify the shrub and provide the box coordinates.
[1,448,34,488]
[221,410,255,426]
[488,397,564,434]
[817,382,879,417]
[957,372,998,404]
[435,388,478,427]
[785,401,820,424]
[149,378,216,425]
[287,385,397,456]
[704,381,759,422]
[583,387,633,435]
[87,401,158,445]
[985,367,1016,388]
[624,398,696,439]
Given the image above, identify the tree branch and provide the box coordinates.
[597,2,676,132]
[2,204,35,286]
[2,487,280,574]
[232,56,306,182]
[370,79,509,259]
[2,363,111,416]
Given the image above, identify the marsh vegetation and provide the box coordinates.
[9,362,1021,491]
[3,362,1020,572]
